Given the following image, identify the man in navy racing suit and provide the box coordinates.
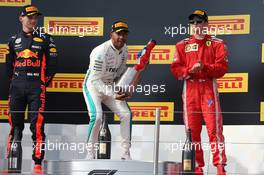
[6,5,57,174]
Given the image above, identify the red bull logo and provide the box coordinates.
[15,60,40,67]
[17,49,38,59]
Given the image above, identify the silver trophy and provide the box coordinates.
[115,39,156,96]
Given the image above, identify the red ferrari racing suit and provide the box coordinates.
[171,35,228,167]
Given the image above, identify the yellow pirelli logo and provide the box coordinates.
[44,17,104,36]
[262,43,264,63]
[260,102,264,122]
[217,73,248,93]
[114,102,174,122]
[127,45,174,64]
[208,15,250,35]
[0,0,31,6]
[0,44,9,63]
[0,100,9,120]
[47,73,85,92]
[0,100,28,120]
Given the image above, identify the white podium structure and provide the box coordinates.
[44,159,164,175]
[44,109,166,175]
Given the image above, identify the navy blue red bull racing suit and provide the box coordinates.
[6,31,57,164]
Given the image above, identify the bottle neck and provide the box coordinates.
[186,129,192,142]
[102,114,108,128]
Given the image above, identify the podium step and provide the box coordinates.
[0,159,34,174]
[44,159,164,175]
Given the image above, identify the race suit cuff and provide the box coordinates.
[184,68,191,79]
[202,64,210,72]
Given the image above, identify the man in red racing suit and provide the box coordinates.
[171,10,228,175]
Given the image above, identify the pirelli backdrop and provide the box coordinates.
[0,0,264,125]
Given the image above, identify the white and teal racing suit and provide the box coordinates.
[83,39,132,158]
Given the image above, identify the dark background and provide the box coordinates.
[0,0,264,125]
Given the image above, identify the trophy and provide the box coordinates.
[115,39,156,95]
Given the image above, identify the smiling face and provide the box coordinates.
[110,30,128,50]
[19,14,38,32]
[189,16,208,37]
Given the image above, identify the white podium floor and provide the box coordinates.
[0,124,264,174]
[0,159,165,175]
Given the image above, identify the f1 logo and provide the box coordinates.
[87,170,117,175]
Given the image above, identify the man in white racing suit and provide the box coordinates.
[83,21,132,160]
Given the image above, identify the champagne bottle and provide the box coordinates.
[97,114,111,159]
[134,39,156,71]
[182,129,195,175]
[115,39,156,96]
[8,129,22,173]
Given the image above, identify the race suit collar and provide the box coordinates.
[22,30,33,37]
[109,39,126,52]
[191,34,211,43]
